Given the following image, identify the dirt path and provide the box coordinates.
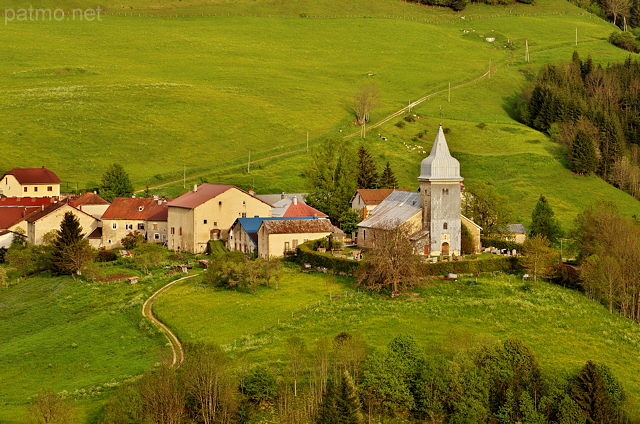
[142,274,198,368]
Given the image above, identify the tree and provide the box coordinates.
[356,146,379,189]
[603,0,631,25]
[140,364,185,424]
[134,242,165,273]
[28,388,77,424]
[121,231,145,250]
[356,223,419,295]
[460,223,477,255]
[305,138,357,229]
[241,366,277,404]
[100,163,134,202]
[378,162,398,189]
[462,182,512,235]
[569,130,599,175]
[522,235,556,283]
[570,361,625,423]
[353,83,379,126]
[530,195,563,244]
[286,337,307,397]
[51,212,93,276]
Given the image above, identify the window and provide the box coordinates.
[363,230,366,239]
[153,223,158,230]
[442,188,449,195]
[126,224,133,230]
[204,219,208,224]
[108,239,112,244]
[443,222,448,230]
[242,201,246,205]
[284,242,290,251]
[293,239,298,248]
[179,227,182,236]
[218,201,222,206]
[154,233,160,240]
[23,187,27,192]
[242,212,247,218]
[138,223,145,230]
[47,186,52,192]
[213,222,218,227]
[34,187,37,192]
[170,227,175,235]
[112,222,117,230]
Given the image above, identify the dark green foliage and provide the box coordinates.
[100,163,134,202]
[530,195,563,243]
[356,146,379,189]
[100,380,144,424]
[121,231,145,250]
[412,355,450,422]
[379,162,398,189]
[449,0,469,11]
[296,240,362,274]
[360,349,415,417]
[241,366,277,404]
[51,211,88,275]
[317,371,363,424]
[96,250,118,262]
[461,223,476,255]
[570,361,625,423]
[462,182,513,234]
[569,130,598,175]
[609,31,640,53]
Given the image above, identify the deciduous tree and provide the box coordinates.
[353,84,379,126]
[522,234,556,283]
[28,388,77,424]
[462,182,512,235]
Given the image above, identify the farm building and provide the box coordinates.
[257,218,343,258]
[229,216,319,255]
[0,167,61,199]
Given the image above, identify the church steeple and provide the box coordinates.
[418,125,462,182]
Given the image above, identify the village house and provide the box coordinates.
[24,201,100,246]
[69,192,110,219]
[145,199,170,245]
[255,192,308,206]
[167,184,272,253]
[461,215,482,253]
[0,230,15,249]
[271,195,328,218]
[502,224,527,243]
[358,126,479,257]
[0,197,57,233]
[257,218,343,258]
[229,216,319,255]
[350,188,403,220]
[101,197,169,249]
[0,167,61,199]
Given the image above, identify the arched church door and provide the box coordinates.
[441,242,450,256]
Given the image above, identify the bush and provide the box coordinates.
[97,250,118,262]
[417,256,522,276]
[404,115,416,123]
[395,121,406,128]
[609,31,640,53]
[296,240,361,274]
[481,236,523,253]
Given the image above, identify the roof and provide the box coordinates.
[0,197,58,229]
[102,197,168,220]
[351,189,405,206]
[357,191,422,230]
[69,192,110,207]
[461,214,483,230]
[146,201,170,221]
[0,229,14,237]
[234,217,318,244]
[256,193,308,206]
[261,218,342,235]
[2,168,61,185]
[271,197,328,218]
[418,126,462,181]
[24,202,68,223]
[507,224,526,234]
[0,197,56,207]
[168,183,271,209]
[87,227,102,239]
[0,208,35,229]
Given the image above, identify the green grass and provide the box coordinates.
[156,271,640,416]
[0,272,179,423]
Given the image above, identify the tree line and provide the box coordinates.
[516,52,640,199]
[404,0,533,13]
[89,333,633,423]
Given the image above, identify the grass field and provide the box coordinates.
[0,272,183,423]
[155,270,640,416]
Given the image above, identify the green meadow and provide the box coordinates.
[155,271,640,415]
[0,272,181,423]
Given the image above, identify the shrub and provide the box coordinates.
[477,122,487,130]
[417,256,521,276]
[296,240,361,274]
[609,31,640,53]
[404,115,416,123]
[97,250,117,262]
[395,121,406,128]
[443,127,451,134]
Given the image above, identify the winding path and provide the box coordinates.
[142,274,198,368]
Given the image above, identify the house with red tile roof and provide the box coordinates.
[24,201,100,246]
[350,188,409,219]
[271,195,328,218]
[69,192,110,219]
[167,183,272,253]
[257,218,343,258]
[101,197,169,249]
[0,197,58,232]
[146,199,170,244]
[0,167,61,198]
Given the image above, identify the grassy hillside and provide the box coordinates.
[155,270,640,416]
[0,273,177,423]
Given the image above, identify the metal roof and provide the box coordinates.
[234,216,318,236]
[357,190,421,229]
[507,224,526,234]
[418,126,462,181]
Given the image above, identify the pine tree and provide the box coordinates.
[317,372,363,424]
[530,195,562,244]
[51,212,92,275]
[379,162,398,189]
[100,163,134,202]
[569,129,598,175]
[570,361,625,423]
[356,146,379,189]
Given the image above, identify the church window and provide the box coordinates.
[442,188,449,195]
[443,222,448,230]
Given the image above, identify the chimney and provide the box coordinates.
[281,192,286,199]
[194,184,198,192]
[293,196,298,205]
[41,204,44,211]
[248,189,255,196]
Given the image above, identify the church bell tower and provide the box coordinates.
[417,126,463,256]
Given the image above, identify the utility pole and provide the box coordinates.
[575,27,578,45]
[183,165,186,189]
[247,150,251,173]
[306,131,309,153]
[525,40,530,63]
[448,81,451,102]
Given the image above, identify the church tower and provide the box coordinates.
[417,126,463,256]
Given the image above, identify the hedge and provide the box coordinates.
[296,240,362,274]
[418,256,522,276]
[481,237,523,253]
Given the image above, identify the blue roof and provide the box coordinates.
[234,216,318,235]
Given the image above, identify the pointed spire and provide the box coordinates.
[418,126,462,181]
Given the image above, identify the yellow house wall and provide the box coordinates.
[260,231,330,258]
[102,219,147,250]
[28,205,98,245]
[461,215,482,254]
[0,175,60,198]
[167,207,194,252]
[357,211,421,250]
[146,220,168,244]
[76,204,109,220]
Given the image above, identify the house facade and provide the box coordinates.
[69,192,110,219]
[24,202,99,246]
[257,218,342,258]
[229,216,318,256]
[167,184,272,253]
[350,188,398,220]
[101,198,168,249]
[0,168,61,198]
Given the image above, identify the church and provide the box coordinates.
[356,125,480,257]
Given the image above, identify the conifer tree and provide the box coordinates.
[51,212,93,275]
[316,371,363,424]
[530,195,562,244]
[100,163,134,202]
[569,129,599,175]
[356,146,379,189]
[379,162,398,189]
